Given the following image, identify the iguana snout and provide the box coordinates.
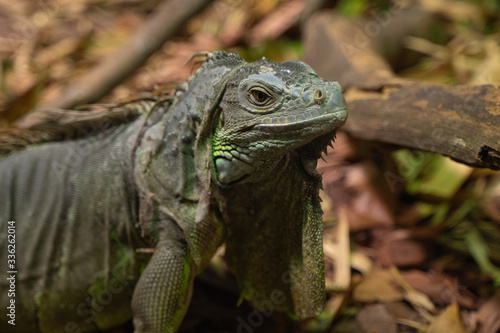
[253,80,347,135]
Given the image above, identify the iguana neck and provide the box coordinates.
[217,150,326,319]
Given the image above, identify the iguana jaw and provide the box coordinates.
[212,108,346,186]
[254,109,347,134]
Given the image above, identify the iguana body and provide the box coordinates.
[0,52,347,332]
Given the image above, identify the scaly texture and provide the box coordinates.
[0,51,347,332]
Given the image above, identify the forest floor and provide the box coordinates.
[1,0,500,332]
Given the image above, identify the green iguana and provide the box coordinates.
[0,51,347,332]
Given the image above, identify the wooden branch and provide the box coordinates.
[304,12,500,170]
[18,0,213,126]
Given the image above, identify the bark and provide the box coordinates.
[304,12,500,170]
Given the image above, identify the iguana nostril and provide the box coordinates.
[313,88,325,104]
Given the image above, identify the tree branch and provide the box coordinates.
[20,0,213,123]
[304,12,500,170]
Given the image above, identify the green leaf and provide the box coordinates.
[465,227,500,285]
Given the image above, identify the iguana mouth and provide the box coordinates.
[254,109,347,134]
[214,106,346,184]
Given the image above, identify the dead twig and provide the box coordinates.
[16,0,213,127]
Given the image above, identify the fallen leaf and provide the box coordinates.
[353,269,403,303]
[401,270,477,309]
[378,238,427,267]
[476,290,500,333]
[425,303,466,333]
[357,304,397,333]
[319,134,398,231]
[386,301,424,324]
[390,266,435,313]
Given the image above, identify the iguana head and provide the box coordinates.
[188,52,347,318]
[207,54,347,185]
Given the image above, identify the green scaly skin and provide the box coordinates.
[0,52,347,332]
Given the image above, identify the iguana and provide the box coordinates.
[0,51,347,332]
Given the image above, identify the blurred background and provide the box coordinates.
[1,0,500,332]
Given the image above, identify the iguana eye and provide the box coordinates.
[247,87,273,106]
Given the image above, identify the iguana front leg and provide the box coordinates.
[131,229,195,332]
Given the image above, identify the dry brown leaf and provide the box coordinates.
[378,238,426,268]
[356,304,397,333]
[318,131,399,232]
[425,303,466,333]
[345,191,394,231]
[353,269,403,303]
[401,270,476,309]
[321,158,396,231]
[386,301,424,324]
[390,266,435,313]
[476,289,500,333]
[405,288,436,315]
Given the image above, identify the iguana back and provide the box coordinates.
[0,118,149,332]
